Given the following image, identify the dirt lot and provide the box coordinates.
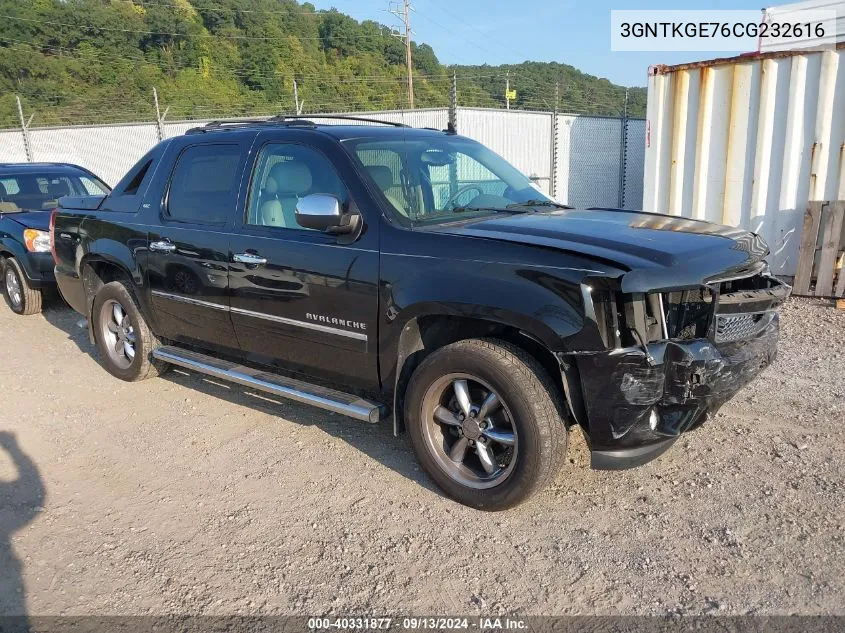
[0,296,843,616]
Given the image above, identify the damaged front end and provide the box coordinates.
[568,268,790,469]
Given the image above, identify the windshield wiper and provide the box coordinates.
[506,199,573,210]
[451,205,529,214]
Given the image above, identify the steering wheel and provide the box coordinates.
[446,184,485,209]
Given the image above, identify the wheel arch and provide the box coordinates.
[391,313,570,436]
[79,255,137,344]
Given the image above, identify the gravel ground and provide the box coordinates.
[0,296,843,616]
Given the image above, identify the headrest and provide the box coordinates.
[366,165,394,191]
[48,180,70,197]
[263,176,278,195]
[269,161,312,196]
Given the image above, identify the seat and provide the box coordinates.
[258,176,284,227]
[45,180,71,207]
[261,161,313,229]
[0,181,17,212]
[365,165,408,217]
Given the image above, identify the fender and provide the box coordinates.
[77,238,150,344]
[387,309,570,435]
[0,236,30,275]
[379,260,594,383]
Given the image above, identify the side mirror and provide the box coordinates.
[295,194,343,231]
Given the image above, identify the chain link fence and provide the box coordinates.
[1,108,645,210]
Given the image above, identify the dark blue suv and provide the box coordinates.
[1,163,109,314]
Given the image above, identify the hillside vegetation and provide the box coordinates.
[0,0,646,128]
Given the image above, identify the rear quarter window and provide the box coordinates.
[166,144,242,224]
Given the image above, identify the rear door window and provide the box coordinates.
[166,144,242,224]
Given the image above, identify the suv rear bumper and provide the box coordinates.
[573,316,779,469]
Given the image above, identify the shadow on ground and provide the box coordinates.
[39,304,439,496]
[0,432,45,621]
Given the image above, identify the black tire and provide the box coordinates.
[91,279,168,382]
[405,338,567,511]
[3,257,42,315]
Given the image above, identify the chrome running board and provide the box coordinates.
[152,345,385,423]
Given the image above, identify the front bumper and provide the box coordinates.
[574,316,779,469]
[19,252,56,289]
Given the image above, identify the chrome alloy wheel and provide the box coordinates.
[5,267,22,309]
[420,373,518,489]
[99,299,137,369]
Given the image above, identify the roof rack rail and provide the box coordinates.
[185,118,317,134]
[272,114,409,127]
[184,114,409,135]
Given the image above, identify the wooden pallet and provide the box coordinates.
[793,201,845,297]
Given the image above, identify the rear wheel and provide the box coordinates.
[405,338,567,510]
[3,257,42,315]
[92,280,168,381]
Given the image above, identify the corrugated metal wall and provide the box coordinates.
[761,0,845,52]
[458,108,553,194]
[2,108,647,209]
[644,47,845,275]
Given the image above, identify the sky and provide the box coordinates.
[310,0,772,87]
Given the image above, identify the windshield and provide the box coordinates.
[0,171,109,213]
[344,136,554,225]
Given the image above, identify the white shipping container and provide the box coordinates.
[760,0,845,52]
[643,45,845,276]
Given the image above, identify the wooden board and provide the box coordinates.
[792,201,823,296]
[835,239,845,299]
[814,201,845,297]
[837,298,845,311]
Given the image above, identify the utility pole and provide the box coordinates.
[16,95,33,162]
[389,0,414,109]
[505,71,510,110]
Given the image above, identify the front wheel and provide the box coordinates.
[91,280,168,382]
[3,257,42,315]
[405,338,567,510]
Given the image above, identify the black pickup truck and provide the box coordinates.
[52,116,789,510]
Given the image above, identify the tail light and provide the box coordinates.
[49,208,58,264]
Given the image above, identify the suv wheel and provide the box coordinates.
[3,257,42,315]
[405,338,567,510]
[92,280,168,382]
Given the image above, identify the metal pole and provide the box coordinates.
[448,72,459,195]
[505,72,510,110]
[448,71,458,133]
[16,96,33,162]
[404,0,414,109]
[293,79,302,115]
[550,82,559,200]
[618,87,629,208]
[153,88,165,142]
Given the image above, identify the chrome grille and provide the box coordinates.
[714,312,773,343]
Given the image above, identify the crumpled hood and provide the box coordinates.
[432,209,769,292]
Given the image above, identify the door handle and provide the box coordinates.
[150,240,177,253]
[233,252,268,265]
